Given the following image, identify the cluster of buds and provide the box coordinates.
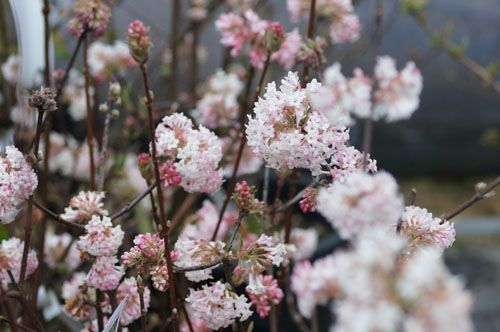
[160,160,182,188]
[246,274,283,318]
[127,20,152,64]
[28,87,57,112]
[264,22,285,53]
[67,0,111,38]
[296,37,327,70]
[137,153,154,182]
[232,181,265,214]
[299,187,318,213]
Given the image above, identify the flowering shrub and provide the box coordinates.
[0,0,492,331]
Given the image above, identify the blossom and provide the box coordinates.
[373,56,423,122]
[0,146,38,224]
[44,231,82,271]
[329,13,361,43]
[59,69,94,121]
[232,181,265,213]
[155,113,224,193]
[181,200,238,241]
[28,87,57,112]
[117,277,151,326]
[246,71,349,176]
[160,160,182,188]
[186,281,252,330]
[62,272,92,319]
[399,206,456,253]
[299,187,318,213]
[290,228,318,261]
[311,62,372,126]
[127,20,151,63]
[1,54,19,85]
[329,145,377,182]
[77,215,124,257]
[67,0,111,38]
[60,191,108,223]
[174,237,224,282]
[271,29,302,69]
[290,254,341,318]
[317,171,404,239]
[88,41,137,82]
[85,256,125,291]
[0,237,38,288]
[246,275,283,318]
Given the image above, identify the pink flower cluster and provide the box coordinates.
[0,146,38,224]
[186,281,253,330]
[44,231,82,271]
[192,69,244,129]
[154,113,224,193]
[0,237,38,288]
[121,232,177,291]
[233,181,264,213]
[117,277,151,326]
[246,275,283,318]
[181,199,238,241]
[88,41,137,83]
[85,255,124,291]
[317,171,404,239]
[215,10,301,69]
[60,191,108,223]
[160,160,182,188]
[312,57,423,125]
[77,215,124,257]
[287,0,361,44]
[67,0,111,39]
[174,237,225,282]
[127,20,151,63]
[400,206,456,253]
[246,71,349,176]
[299,187,318,213]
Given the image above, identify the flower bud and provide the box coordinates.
[127,20,152,63]
[29,87,57,112]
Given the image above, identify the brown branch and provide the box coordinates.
[55,32,86,100]
[33,200,85,231]
[444,175,500,221]
[98,98,113,191]
[83,34,96,190]
[169,193,200,230]
[140,62,179,332]
[110,181,156,220]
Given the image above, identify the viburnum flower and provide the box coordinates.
[77,215,124,257]
[137,152,154,182]
[246,275,283,318]
[291,254,341,318]
[232,181,265,214]
[330,145,377,182]
[296,37,327,70]
[373,56,423,122]
[0,237,38,288]
[289,228,318,261]
[317,171,404,239]
[88,41,137,82]
[181,200,238,241]
[127,20,152,63]
[399,206,456,253]
[29,86,57,112]
[299,187,318,213]
[174,237,224,282]
[246,71,349,176]
[116,277,151,326]
[154,113,224,193]
[62,272,91,319]
[160,160,182,188]
[67,0,111,39]
[192,69,244,129]
[287,0,361,44]
[216,10,300,70]
[60,191,108,223]
[186,281,253,330]
[311,62,372,126]
[0,146,38,224]
[44,231,82,271]
[1,54,19,85]
[59,69,94,121]
[85,255,125,291]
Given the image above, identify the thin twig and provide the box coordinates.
[140,62,179,332]
[98,99,113,191]
[83,33,96,190]
[33,200,85,231]
[110,181,156,220]
[444,175,500,221]
[55,31,86,100]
